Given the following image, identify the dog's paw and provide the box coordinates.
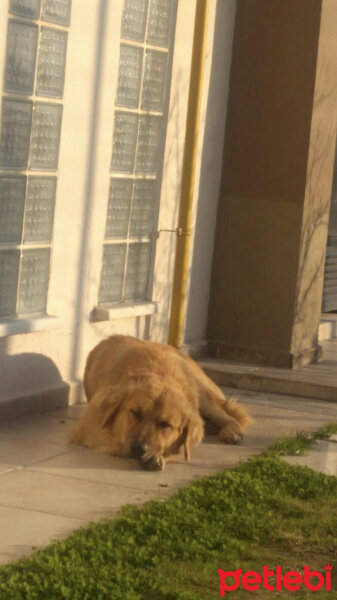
[142,454,165,471]
[219,421,243,445]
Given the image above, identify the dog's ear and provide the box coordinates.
[91,385,126,429]
[102,401,123,429]
[181,412,204,462]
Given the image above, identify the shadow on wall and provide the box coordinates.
[0,347,69,420]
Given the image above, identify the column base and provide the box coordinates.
[207,341,322,369]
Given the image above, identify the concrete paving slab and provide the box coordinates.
[46,405,86,421]
[0,505,86,565]
[27,446,215,491]
[27,436,265,494]
[0,468,163,521]
[0,388,336,566]
[0,465,18,476]
[284,440,337,476]
[0,414,75,446]
[0,435,71,468]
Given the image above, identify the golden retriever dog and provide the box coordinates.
[69,335,251,470]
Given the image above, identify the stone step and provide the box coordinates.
[200,339,337,403]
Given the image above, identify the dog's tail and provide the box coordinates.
[222,397,252,430]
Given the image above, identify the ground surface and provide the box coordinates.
[0,434,336,599]
[0,387,337,565]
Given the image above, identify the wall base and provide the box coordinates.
[0,380,84,422]
[207,341,322,369]
[181,338,209,359]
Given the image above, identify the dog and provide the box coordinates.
[69,335,251,470]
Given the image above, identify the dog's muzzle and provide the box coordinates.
[131,441,148,458]
[131,441,164,471]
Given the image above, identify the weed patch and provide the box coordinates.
[265,422,337,457]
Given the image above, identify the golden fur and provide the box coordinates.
[69,335,251,470]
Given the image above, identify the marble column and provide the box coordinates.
[208,0,337,368]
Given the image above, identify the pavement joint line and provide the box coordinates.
[0,466,24,474]
[21,465,174,493]
[0,432,70,448]
[0,501,87,522]
[23,447,79,468]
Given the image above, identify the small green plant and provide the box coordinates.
[0,423,336,599]
[266,422,337,457]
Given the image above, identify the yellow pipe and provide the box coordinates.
[168,0,210,347]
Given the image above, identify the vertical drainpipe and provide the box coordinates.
[168,0,210,348]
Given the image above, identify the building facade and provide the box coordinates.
[0,0,234,414]
[0,0,336,416]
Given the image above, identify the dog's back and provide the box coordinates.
[84,336,181,401]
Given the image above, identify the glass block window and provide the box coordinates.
[121,0,148,42]
[36,27,68,98]
[9,0,41,20]
[105,178,133,239]
[29,102,63,170]
[4,20,38,94]
[124,242,151,300]
[116,44,143,108]
[41,0,72,26]
[98,0,177,306]
[129,180,156,237]
[0,99,33,169]
[142,50,168,111]
[135,115,162,174]
[23,177,56,243]
[99,244,127,304]
[0,251,20,317]
[0,177,25,243]
[111,112,139,173]
[147,0,175,47]
[0,1,71,318]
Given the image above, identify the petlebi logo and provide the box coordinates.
[218,564,333,595]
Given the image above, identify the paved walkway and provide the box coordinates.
[0,388,336,565]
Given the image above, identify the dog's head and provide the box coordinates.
[97,375,204,469]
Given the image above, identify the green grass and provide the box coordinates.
[0,425,337,599]
[266,422,337,457]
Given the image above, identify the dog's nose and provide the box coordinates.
[131,441,148,458]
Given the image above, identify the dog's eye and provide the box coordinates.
[159,421,172,430]
[130,409,142,419]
